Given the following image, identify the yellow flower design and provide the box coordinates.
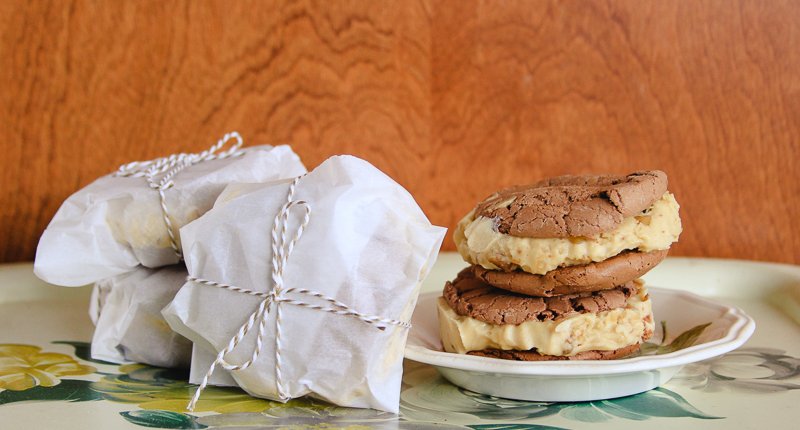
[0,344,96,391]
[92,363,277,413]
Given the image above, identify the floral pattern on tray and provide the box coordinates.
[1,338,799,430]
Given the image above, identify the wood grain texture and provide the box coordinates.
[429,0,800,264]
[1,0,798,265]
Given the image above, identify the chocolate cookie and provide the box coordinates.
[443,268,639,325]
[474,170,668,238]
[470,249,667,297]
[467,343,642,361]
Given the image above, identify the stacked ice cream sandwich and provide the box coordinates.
[438,171,682,360]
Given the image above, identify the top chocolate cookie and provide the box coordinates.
[475,171,668,238]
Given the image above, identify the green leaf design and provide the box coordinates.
[469,424,570,430]
[658,323,712,354]
[638,322,712,357]
[120,410,207,429]
[0,379,103,405]
[53,340,118,365]
[513,387,721,423]
[558,403,612,423]
[600,387,721,420]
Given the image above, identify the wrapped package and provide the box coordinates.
[91,265,191,368]
[163,155,446,413]
[35,133,307,286]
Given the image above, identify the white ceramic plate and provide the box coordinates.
[405,287,755,402]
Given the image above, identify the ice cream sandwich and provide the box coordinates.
[439,171,681,360]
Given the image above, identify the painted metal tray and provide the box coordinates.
[1,254,799,429]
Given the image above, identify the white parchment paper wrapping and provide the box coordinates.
[163,155,446,413]
[35,144,306,286]
[189,344,237,387]
[91,265,191,368]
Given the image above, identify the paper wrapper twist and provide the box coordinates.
[163,155,446,413]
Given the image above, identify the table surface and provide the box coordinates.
[1,253,799,429]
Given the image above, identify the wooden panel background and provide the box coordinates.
[1,0,798,265]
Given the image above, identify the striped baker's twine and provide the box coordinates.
[185,176,411,411]
[113,132,245,259]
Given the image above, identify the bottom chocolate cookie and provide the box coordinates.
[466,343,641,361]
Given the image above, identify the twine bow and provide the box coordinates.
[185,176,411,411]
[113,132,245,259]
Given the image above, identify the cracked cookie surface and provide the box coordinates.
[454,191,681,274]
[475,170,668,238]
[443,267,639,325]
[437,281,654,356]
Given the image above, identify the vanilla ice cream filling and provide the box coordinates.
[454,192,681,275]
[438,284,654,356]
